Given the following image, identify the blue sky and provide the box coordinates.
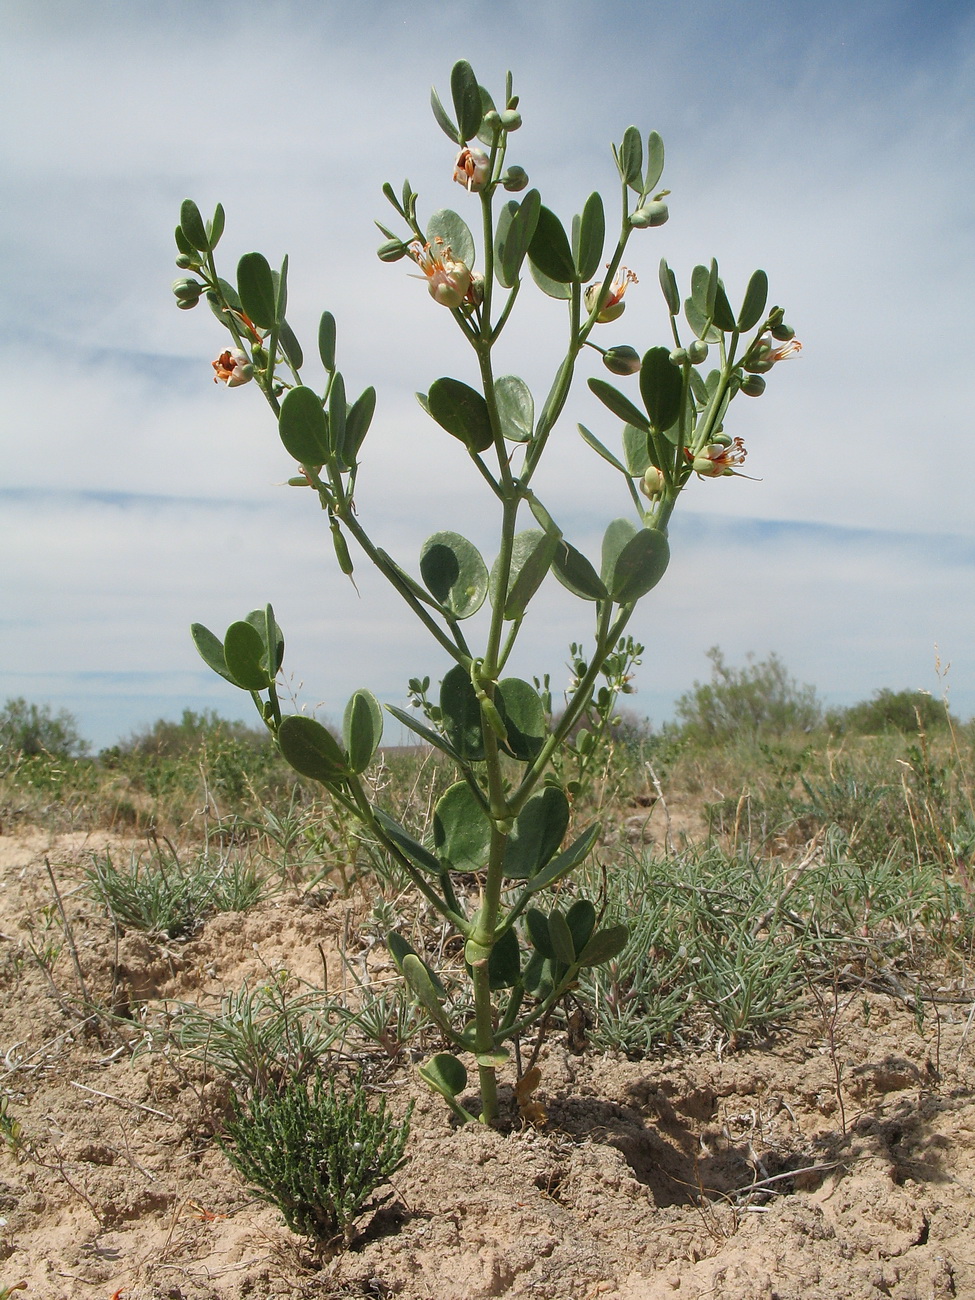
[3,0,974,748]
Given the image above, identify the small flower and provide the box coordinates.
[687,437,747,477]
[212,348,253,387]
[453,147,491,192]
[585,267,638,323]
[408,238,472,309]
[744,332,803,374]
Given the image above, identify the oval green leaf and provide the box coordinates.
[578,923,630,968]
[658,258,680,315]
[427,378,494,454]
[190,623,238,687]
[179,199,208,252]
[318,311,336,371]
[342,385,376,468]
[496,677,546,762]
[547,909,577,966]
[433,782,491,874]
[526,822,601,895]
[551,539,609,602]
[440,665,484,761]
[494,375,534,443]
[236,251,276,331]
[373,809,443,876]
[737,268,769,332]
[645,131,665,193]
[278,385,329,465]
[343,688,383,774]
[525,908,555,959]
[640,346,683,434]
[503,786,570,880]
[490,529,559,621]
[496,189,540,287]
[224,620,273,690]
[277,714,350,786]
[529,258,572,299]
[419,1052,468,1099]
[420,531,488,619]
[528,205,576,283]
[601,517,638,588]
[588,378,652,434]
[244,604,284,674]
[575,192,605,282]
[488,927,520,990]
[450,59,482,142]
[426,208,475,270]
[566,899,597,956]
[609,528,671,604]
[623,424,653,476]
[620,126,643,192]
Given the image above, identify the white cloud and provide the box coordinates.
[2,0,974,745]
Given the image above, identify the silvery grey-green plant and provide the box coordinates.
[171,60,800,1125]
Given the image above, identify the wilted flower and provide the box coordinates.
[687,437,747,477]
[212,348,253,387]
[453,147,491,192]
[408,238,472,309]
[466,271,485,309]
[744,332,803,374]
[585,268,638,323]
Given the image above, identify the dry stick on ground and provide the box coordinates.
[68,1079,175,1120]
[645,760,673,855]
[43,855,92,1007]
[750,829,824,939]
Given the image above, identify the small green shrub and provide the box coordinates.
[86,841,267,938]
[828,688,952,736]
[0,697,89,759]
[220,1071,411,1244]
[674,647,822,745]
[168,976,350,1095]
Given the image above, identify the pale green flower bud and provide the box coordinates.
[687,339,708,364]
[740,374,767,397]
[629,201,669,229]
[602,345,642,376]
[500,108,522,131]
[501,165,529,192]
[377,237,408,262]
[172,277,203,303]
[640,466,665,498]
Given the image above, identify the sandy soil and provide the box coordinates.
[1,827,974,1300]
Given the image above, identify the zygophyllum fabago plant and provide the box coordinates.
[172,61,800,1126]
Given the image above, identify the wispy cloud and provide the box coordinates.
[3,1,973,746]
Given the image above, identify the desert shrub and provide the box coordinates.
[219,1070,411,1244]
[578,847,807,1052]
[168,976,350,1095]
[86,840,268,938]
[674,647,822,745]
[0,697,88,759]
[828,688,952,736]
[99,707,293,816]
